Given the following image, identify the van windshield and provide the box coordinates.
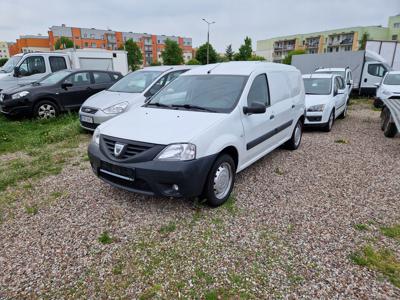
[147,75,248,113]
[383,73,400,85]
[108,70,162,93]
[0,56,22,73]
[303,78,332,95]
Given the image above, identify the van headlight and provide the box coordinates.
[92,128,101,145]
[307,104,325,112]
[102,102,129,114]
[11,91,29,99]
[156,143,196,161]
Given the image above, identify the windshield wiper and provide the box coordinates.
[171,104,216,112]
[146,102,172,109]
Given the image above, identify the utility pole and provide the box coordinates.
[202,18,215,64]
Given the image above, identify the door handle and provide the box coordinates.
[291,104,295,109]
[364,78,367,83]
[270,115,275,120]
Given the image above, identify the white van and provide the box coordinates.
[79,65,195,130]
[88,62,305,206]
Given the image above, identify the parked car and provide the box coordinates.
[315,67,353,95]
[0,69,122,118]
[79,65,195,130]
[374,70,400,108]
[88,62,305,206]
[302,73,348,131]
[0,49,128,92]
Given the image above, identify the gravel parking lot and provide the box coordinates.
[0,100,399,299]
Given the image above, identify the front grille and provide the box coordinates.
[102,136,155,160]
[80,121,98,130]
[81,106,99,114]
[307,116,322,122]
[100,171,152,193]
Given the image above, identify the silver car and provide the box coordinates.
[79,65,195,130]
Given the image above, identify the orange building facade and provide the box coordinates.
[48,25,193,65]
[8,35,50,56]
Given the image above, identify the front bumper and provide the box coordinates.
[304,110,330,125]
[0,102,31,116]
[79,109,119,131]
[88,142,216,198]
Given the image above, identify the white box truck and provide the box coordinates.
[0,48,128,91]
[366,40,400,70]
[291,50,390,95]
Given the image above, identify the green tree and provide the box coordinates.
[225,44,234,61]
[150,61,162,66]
[282,49,306,65]
[187,58,201,65]
[0,58,8,67]
[125,39,143,71]
[235,37,253,61]
[54,37,74,50]
[161,39,184,65]
[359,32,369,50]
[248,55,266,61]
[195,42,218,64]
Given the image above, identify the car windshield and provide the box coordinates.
[383,73,400,85]
[317,70,346,79]
[108,70,162,93]
[0,56,22,73]
[147,75,248,113]
[38,70,71,85]
[304,78,332,95]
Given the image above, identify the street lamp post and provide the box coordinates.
[202,18,215,64]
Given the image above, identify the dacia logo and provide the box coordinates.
[114,143,126,157]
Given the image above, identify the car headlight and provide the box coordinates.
[11,91,29,100]
[156,143,196,161]
[102,102,129,114]
[92,128,101,145]
[307,104,325,112]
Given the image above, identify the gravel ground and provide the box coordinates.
[0,101,399,299]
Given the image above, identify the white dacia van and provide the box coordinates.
[88,62,305,206]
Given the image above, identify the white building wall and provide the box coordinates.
[0,41,10,58]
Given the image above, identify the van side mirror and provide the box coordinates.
[374,83,380,88]
[61,82,73,89]
[13,66,20,77]
[243,102,266,115]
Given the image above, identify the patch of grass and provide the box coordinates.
[221,194,238,215]
[139,284,162,300]
[112,261,124,275]
[159,221,176,235]
[24,204,38,215]
[350,245,400,288]
[354,223,368,231]
[334,138,348,144]
[98,231,113,244]
[274,167,284,175]
[195,268,214,285]
[380,224,400,240]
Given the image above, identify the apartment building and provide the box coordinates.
[257,14,400,62]
[8,35,50,56]
[48,25,193,65]
[0,41,10,59]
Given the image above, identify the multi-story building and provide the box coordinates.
[8,35,50,56]
[0,41,10,59]
[257,14,400,62]
[48,25,193,65]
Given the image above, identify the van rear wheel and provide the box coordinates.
[203,154,236,207]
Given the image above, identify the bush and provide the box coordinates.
[282,50,305,65]
[0,58,8,67]
[187,58,200,65]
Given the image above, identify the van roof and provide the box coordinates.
[302,73,334,79]
[315,67,347,72]
[182,61,298,76]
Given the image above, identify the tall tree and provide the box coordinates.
[235,37,253,61]
[125,39,143,71]
[282,49,305,65]
[54,37,74,50]
[359,32,369,50]
[225,44,234,61]
[161,39,184,65]
[196,42,218,64]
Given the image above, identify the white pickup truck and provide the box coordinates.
[0,49,128,92]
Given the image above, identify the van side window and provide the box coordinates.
[49,56,67,72]
[145,71,185,97]
[247,74,269,107]
[368,64,387,77]
[18,56,45,76]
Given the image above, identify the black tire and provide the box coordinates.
[374,98,383,108]
[203,154,236,207]
[284,119,303,150]
[380,107,389,131]
[34,100,59,119]
[323,110,335,132]
[383,111,397,138]
[338,100,348,119]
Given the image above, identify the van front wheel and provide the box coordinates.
[203,154,236,207]
[284,119,303,150]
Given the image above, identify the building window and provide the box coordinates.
[394,22,400,29]
[92,43,96,47]
[392,35,398,41]
[85,42,88,47]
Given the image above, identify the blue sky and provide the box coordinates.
[0,0,399,52]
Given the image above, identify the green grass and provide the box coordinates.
[380,224,400,240]
[159,221,177,235]
[350,245,400,288]
[24,204,38,215]
[334,139,349,144]
[98,231,113,245]
[354,223,368,231]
